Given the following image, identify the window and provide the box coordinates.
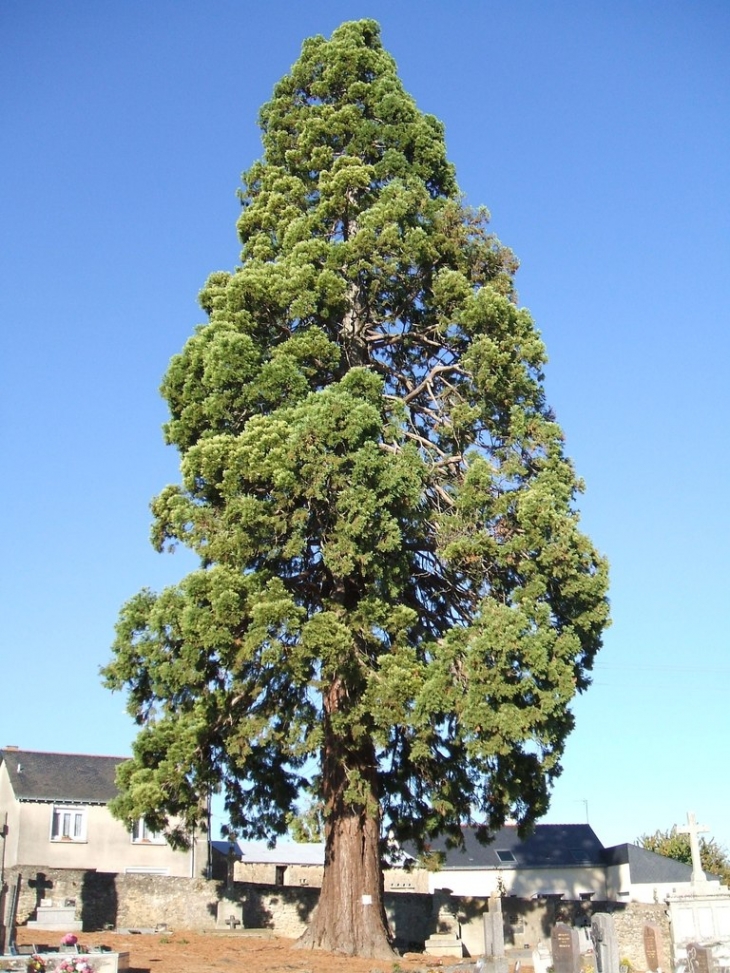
[495,849,517,864]
[51,806,87,842]
[131,818,167,844]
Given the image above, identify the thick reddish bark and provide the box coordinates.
[297,677,393,958]
[298,802,393,956]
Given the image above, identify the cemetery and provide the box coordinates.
[2,812,730,973]
[1,745,728,972]
[6,3,727,966]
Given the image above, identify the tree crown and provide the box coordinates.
[103,19,609,853]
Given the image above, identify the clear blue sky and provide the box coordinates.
[2,1,729,852]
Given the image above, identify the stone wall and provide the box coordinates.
[235,862,323,889]
[611,902,671,971]
[3,866,671,966]
[488,896,670,967]
[3,866,220,931]
[233,862,428,894]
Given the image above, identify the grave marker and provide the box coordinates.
[483,895,506,958]
[679,814,709,885]
[551,922,581,973]
[591,913,619,973]
[643,922,664,972]
[215,899,243,930]
[686,942,714,973]
[424,890,464,958]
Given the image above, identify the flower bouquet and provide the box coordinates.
[54,960,94,973]
[27,957,45,973]
[60,936,78,947]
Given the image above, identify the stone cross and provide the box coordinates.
[591,913,619,973]
[678,811,709,884]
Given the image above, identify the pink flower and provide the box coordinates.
[61,934,78,946]
[53,961,93,973]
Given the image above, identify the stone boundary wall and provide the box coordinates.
[2,867,431,949]
[478,896,670,969]
[3,866,221,931]
[3,866,670,964]
[610,902,671,971]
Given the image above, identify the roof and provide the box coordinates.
[0,748,124,804]
[235,841,326,866]
[418,823,606,870]
[603,843,697,883]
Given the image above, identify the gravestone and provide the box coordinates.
[532,941,552,973]
[591,913,619,973]
[424,890,464,958]
[27,900,82,932]
[643,922,664,972]
[481,896,508,973]
[483,895,506,956]
[666,812,730,973]
[686,943,714,973]
[4,874,22,955]
[216,898,243,929]
[551,922,581,973]
[678,815,709,886]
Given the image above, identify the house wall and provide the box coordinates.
[1,794,203,878]
[605,863,708,904]
[0,764,21,868]
[385,867,429,893]
[605,862,632,900]
[234,861,610,900]
[429,864,608,900]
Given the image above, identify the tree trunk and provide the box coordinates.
[298,802,393,957]
[297,676,394,957]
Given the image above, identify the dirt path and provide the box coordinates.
[14,928,438,973]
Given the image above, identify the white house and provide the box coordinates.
[239,823,704,903]
[420,825,706,903]
[603,841,719,903]
[420,823,609,899]
[0,747,206,877]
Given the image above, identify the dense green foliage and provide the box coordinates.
[103,19,609,857]
[638,827,730,885]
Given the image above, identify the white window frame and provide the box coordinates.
[50,805,88,843]
[131,817,167,845]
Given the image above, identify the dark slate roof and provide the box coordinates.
[0,749,124,804]
[418,823,605,870]
[603,843,696,883]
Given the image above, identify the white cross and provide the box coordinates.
[678,811,709,883]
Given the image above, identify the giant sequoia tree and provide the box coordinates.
[103,20,609,957]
